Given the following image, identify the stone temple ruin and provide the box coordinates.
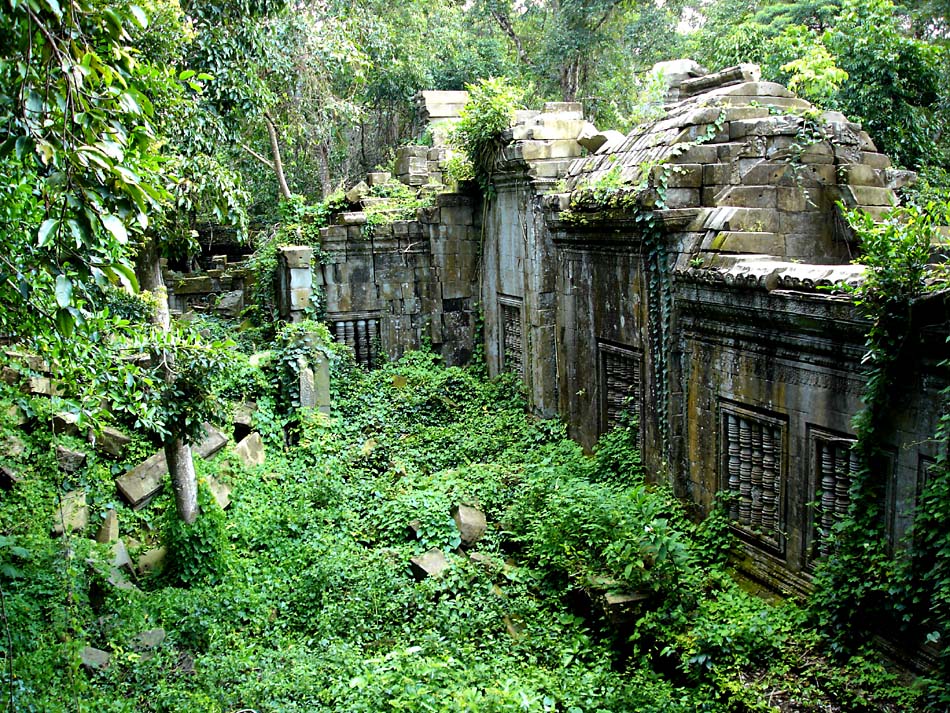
[173,61,948,600]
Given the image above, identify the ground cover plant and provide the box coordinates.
[0,347,929,711]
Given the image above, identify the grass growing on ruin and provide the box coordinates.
[0,348,928,711]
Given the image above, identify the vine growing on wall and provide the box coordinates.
[811,202,950,698]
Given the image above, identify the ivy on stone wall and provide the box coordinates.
[812,202,950,700]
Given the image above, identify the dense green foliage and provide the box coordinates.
[0,348,929,710]
[688,0,949,175]
[812,203,950,703]
[449,78,523,196]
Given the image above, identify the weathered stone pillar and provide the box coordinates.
[277,246,313,323]
[296,349,331,415]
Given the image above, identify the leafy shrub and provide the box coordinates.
[163,479,229,587]
[450,78,523,194]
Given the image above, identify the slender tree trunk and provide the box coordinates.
[134,237,200,525]
[316,140,332,198]
[166,437,199,523]
[264,111,293,201]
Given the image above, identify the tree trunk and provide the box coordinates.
[134,237,200,525]
[166,437,199,524]
[264,112,293,201]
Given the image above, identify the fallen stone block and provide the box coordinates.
[214,290,244,318]
[106,539,135,588]
[96,426,131,459]
[52,412,82,437]
[468,551,500,570]
[233,432,265,468]
[137,546,166,575]
[25,376,52,395]
[96,509,119,544]
[3,434,26,459]
[410,548,449,580]
[452,504,487,547]
[207,475,231,510]
[52,491,88,536]
[232,401,255,442]
[600,591,650,625]
[0,465,21,490]
[81,646,111,672]
[56,444,87,473]
[4,404,27,426]
[116,425,228,509]
[346,180,370,204]
[407,519,423,540]
[132,628,166,660]
[367,171,392,186]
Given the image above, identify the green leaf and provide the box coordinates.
[38,218,58,247]
[109,262,140,292]
[55,274,73,308]
[179,69,196,81]
[101,214,128,244]
[55,308,75,337]
[129,4,148,27]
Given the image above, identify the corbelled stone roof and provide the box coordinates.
[546,62,912,271]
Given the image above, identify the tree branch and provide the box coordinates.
[238,141,274,170]
[490,10,532,66]
[264,111,293,201]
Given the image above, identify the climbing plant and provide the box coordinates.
[812,202,950,696]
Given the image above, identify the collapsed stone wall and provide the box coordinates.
[317,192,480,367]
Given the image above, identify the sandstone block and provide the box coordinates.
[52,491,88,536]
[5,351,49,372]
[718,185,777,209]
[81,646,111,672]
[96,509,119,544]
[860,152,891,170]
[207,475,231,510]
[345,181,369,204]
[137,546,166,574]
[173,276,213,295]
[664,164,703,188]
[116,425,227,509]
[234,432,265,468]
[395,155,428,176]
[280,246,313,269]
[289,287,311,311]
[663,188,701,209]
[322,225,347,241]
[452,504,487,547]
[214,290,244,318]
[709,231,785,256]
[97,426,131,458]
[4,434,26,459]
[299,360,316,409]
[56,444,87,473]
[111,538,133,573]
[723,107,771,122]
[341,212,367,226]
[52,412,81,437]
[0,465,20,490]
[410,548,449,580]
[131,628,166,660]
[845,185,897,207]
